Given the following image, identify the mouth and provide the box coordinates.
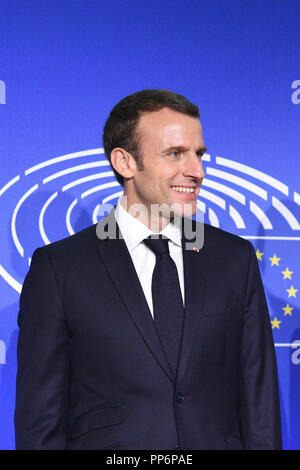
[170,185,199,199]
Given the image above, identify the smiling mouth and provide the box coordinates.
[171,185,198,196]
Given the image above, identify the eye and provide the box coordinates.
[169,150,180,158]
[196,151,204,159]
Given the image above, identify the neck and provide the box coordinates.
[120,196,173,233]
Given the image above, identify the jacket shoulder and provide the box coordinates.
[204,222,250,247]
[198,221,254,258]
[32,223,98,261]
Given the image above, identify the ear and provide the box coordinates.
[110,148,137,181]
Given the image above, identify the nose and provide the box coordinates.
[182,152,205,181]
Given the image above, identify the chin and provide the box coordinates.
[169,201,197,219]
[182,204,197,218]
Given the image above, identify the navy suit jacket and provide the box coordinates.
[14,209,282,450]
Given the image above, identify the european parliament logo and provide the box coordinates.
[0,148,299,355]
[0,340,6,364]
[0,80,6,105]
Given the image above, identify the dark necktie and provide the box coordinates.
[143,235,185,377]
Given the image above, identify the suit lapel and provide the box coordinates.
[95,208,175,383]
[176,219,207,385]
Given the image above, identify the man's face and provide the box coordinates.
[126,107,206,222]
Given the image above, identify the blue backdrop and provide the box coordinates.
[0,0,299,449]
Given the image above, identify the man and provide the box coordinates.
[14,90,282,450]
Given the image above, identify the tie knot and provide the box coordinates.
[143,234,169,256]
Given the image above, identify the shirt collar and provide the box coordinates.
[114,196,182,252]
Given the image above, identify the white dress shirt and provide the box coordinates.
[114,197,185,318]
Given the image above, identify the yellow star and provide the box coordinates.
[287,285,298,298]
[282,304,294,316]
[281,267,293,280]
[269,254,281,266]
[271,317,281,329]
[256,249,264,261]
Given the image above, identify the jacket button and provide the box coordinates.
[176,392,185,403]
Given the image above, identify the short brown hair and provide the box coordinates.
[102,89,200,186]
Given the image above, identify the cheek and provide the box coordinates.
[135,173,158,199]
[137,163,177,197]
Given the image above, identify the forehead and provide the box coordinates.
[137,108,203,148]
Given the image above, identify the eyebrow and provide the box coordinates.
[162,145,208,154]
[197,146,208,154]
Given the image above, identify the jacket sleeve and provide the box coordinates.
[238,241,282,449]
[14,247,70,449]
